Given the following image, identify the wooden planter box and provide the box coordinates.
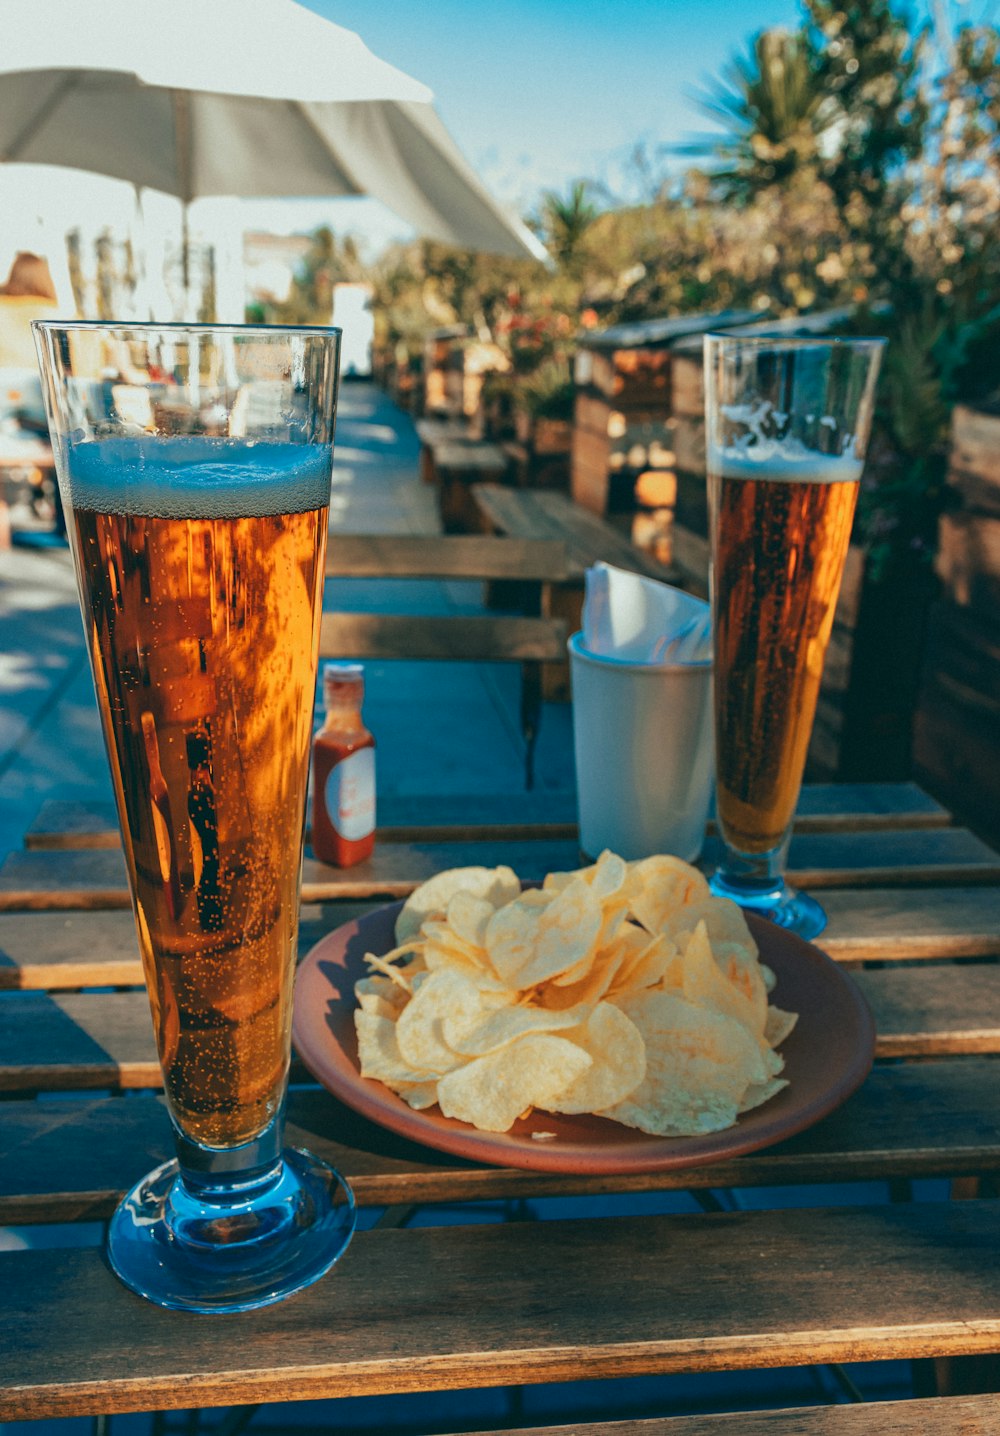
[913,602,1000,844]
[935,405,1000,613]
[570,393,676,516]
[533,418,572,456]
[912,404,1000,843]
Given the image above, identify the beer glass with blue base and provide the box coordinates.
[704,333,885,939]
[33,321,355,1312]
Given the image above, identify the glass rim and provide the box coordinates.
[567,630,712,674]
[703,331,887,352]
[31,319,343,340]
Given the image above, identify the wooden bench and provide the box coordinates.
[0,434,61,547]
[322,533,571,788]
[473,482,699,697]
[430,440,509,532]
[414,416,475,484]
[473,482,683,587]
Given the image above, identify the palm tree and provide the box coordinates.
[540,181,599,268]
[685,28,840,202]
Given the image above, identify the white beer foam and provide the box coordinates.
[710,400,863,482]
[65,437,333,517]
[709,443,863,484]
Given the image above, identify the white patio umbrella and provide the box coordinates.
[0,0,547,263]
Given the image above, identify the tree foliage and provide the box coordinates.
[538,181,600,269]
[348,0,1000,576]
[689,27,840,200]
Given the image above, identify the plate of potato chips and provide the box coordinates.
[293,852,875,1174]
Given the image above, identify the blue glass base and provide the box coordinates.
[107,1147,356,1313]
[709,869,827,940]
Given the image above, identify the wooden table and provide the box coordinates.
[3,783,1000,1433]
[0,432,59,546]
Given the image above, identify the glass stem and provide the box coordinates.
[714,831,793,900]
[172,1105,287,1202]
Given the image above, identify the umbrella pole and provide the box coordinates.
[132,186,154,321]
[173,90,193,319]
[182,203,190,310]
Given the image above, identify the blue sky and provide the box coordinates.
[305,0,806,210]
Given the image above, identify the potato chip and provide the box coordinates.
[539,950,624,1010]
[486,878,603,990]
[626,855,711,933]
[765,1045,786,1077]
[541,869,574,895]
[364,951,423,993]
[444,1000,591,1057]
[545,850,629,901]
[395,967,509,1074]
[436,1033,592,1132]
[444,892,496,950]
[605,989,770,1135]
[681,921,767,1040]
[421,938,488,978]
[355,1011,437,1086]
[765,1005,799,1048]
[616,989,768,1080]
[483,890,552,987]
[661,895,755,950]
[588,850,629,900]
[418,919,498,981]
[549,897,628,989]
[739,1076,788,1113]
[607,1052,747,1136]
[543,1002,646,1114]
[519,877,605,989]
[395,865,521,945]
[714,942,769,1029]
[396,1081,440,1111]
[607,930,681,1000]
[355,974,408,1021]
[353,851,797,1138]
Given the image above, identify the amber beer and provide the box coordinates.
[67,438,328,1148]
[708,456,861,855]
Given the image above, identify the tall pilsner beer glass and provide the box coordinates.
[34,322,355,1311]
[704,335,884,939]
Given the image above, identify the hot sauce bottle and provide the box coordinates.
[311,662,376,867]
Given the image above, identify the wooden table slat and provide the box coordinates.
[0,904,380,990]
[325,533,572,582]
[4,962,1000,1095]
[4,886,998,992]
[21,783,953,852]
[473,482,676,583]
[447,1396,1000,1436]
[5,1201,1000,1421]
[5,826,999,912]
[818,884,1000,962]
[3,1056,1000,1223]
[855,965,1000,1055]
[320,610,568,663]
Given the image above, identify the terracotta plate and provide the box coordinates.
[292,903,875,1176]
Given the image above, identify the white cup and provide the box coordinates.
[568,631,714,863]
